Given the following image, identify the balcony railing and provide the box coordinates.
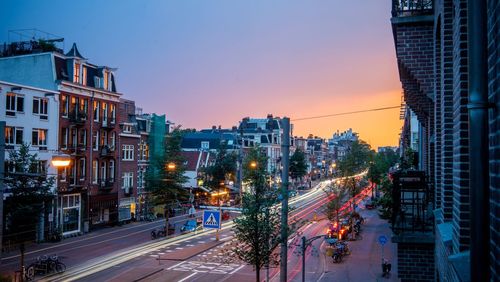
[99,178,114,190]
[99,145,115,157]
[69,111,87,124]
[392,0,433,17]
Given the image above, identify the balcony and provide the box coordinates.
[101,119,116,130]
[99,178,114,190]
[67,144,86,156]
[99,145,115,157]
[69,111,87,125]
[68,177,85,188]
[392,0,433,17]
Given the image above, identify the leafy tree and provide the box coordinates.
[368,150,399,195]
[323,184,345,223]
[289,149,308,184]
[201,143,237,192]
[146,128,188,227]
[336,140,373,212]
[233,147,282,282]
[3,144,55,275]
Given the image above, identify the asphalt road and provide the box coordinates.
[34,180,332,282]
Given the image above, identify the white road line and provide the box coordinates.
[229,265,245,275]
[175,247,183,250]
[178,272,198,282]
[167,261,187,270]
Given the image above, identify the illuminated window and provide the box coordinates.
[5,126,23,145]
[74,62,81,83]
[32,128,48,150]
[103,71,109,90]
[93,101,100,121]
[61,95,69,117]
[82,66,87,86]
[6,93,24,116]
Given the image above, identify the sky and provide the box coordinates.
[1,0,402,149]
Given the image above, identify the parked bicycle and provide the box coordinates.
[25,254,66,280]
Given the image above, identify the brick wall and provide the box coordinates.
[434,14,443,216]
[397,242,435,281]
[487,0,500,278]
[451,0,471,253]
[440,0,455,222]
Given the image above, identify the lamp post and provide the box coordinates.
[165,162,176,236]
[51,153,71,241]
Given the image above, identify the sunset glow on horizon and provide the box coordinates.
[2,0,403,149]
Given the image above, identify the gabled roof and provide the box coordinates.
[65,43,86,59]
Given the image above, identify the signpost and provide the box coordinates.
[378,235,387,264]
[203,210,221,230]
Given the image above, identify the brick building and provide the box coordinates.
[392,0,499,280]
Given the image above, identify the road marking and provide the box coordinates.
[178,272,198,282]
[229,264,245,274]
[175,247,184,250]
[187,244,194,247]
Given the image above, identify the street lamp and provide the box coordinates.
[167,162,176,171]
[51,154,71,168]
[250,161,257,169]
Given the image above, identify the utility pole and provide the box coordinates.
[0,121,5,265]
[279,117,290,282]
[238,126,244,205]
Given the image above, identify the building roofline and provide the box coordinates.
[0,80,59,94]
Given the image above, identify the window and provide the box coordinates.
[93,101,100,121]
[109,160,115,181]
[92,131,99,151]
[70,96,77,116]
[35,161,47,174]
[103,71,109,90]
[74,62,81,83]
[92,160,98,184]
[60,167,67,182]
[70,128,77,147]
[78,158,86,180]
[137,169,144,188]
[5,127,23,145]
[100,161,107,181]
[82,66,87,86]
[122,172,133,189]
[102,103,108,124]
[110,104,116,123]
[32,97,48,119]
[110,132,116,150]
[201,141,210,150]
[61,95,68,117]
[100,130,107,146]
[123,125,132,133]
[122,145,134,161]
[32,129,48,150]
[61,128,68,149]
[139,141,149,161]
[79,99,88,120]
[6,93,24,116]
[79,129,87,146]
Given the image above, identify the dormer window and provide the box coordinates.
[82,66,87,86]
[123,125,132,133]
[103,71,109,91]
[73,62,81,83]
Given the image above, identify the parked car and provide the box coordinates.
[181,219,202,233]
[289,190,298,197]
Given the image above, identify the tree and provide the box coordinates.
[3,144,55,275]
[289,149,308,185]
[233,147,282,282]
[368,150,399,190]
[323,184,345,224]
[201,143,237,195]
[145,128,188,228]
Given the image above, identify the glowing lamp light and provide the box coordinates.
[167,162,176,171]
[250,161,257,169]
[51,154,71,168]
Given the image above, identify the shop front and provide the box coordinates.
[119,197,136,222]
[58,193,82,236]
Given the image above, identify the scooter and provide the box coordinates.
[332,248,343,263]
[382,259,392,278]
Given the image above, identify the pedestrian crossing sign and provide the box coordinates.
[203,210,221,229]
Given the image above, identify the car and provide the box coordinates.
[180,219,202,233]
[289,190,297,197]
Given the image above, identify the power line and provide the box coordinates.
[291,105,401,122]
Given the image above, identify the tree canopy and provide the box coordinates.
[289,149,308,181]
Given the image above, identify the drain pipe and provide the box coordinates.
[467,0,490,281]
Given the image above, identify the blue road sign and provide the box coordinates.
[378,235,388,246]
[203,210,221,229]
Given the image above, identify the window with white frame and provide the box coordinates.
[92,131,99,150]
[109,160,115,181]
[61,95,68,117]
[82,66,87,86]
[103,70,110,91]
[5,126,23,146]
[79,129,86,146]
[122,145,134,161]
[6,92,24,116]
[123,125,132,133]
[201,141,209,150]
[100,161,107,182]
[61,128,68,149]
[93,100,100,121]
[110,132,116,150]
[32,129,48,150]
[79,98,88,120]
[102,103,108,124]
[122,172,133,190]
[32,97,48,120]
[92,160,98,184]
[100,130,107,147]
[110,104,116,123]
[78,158,86,180]
[74,62,81,83]
[137,168,145,188]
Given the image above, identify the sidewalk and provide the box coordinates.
[318,202,399,282]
